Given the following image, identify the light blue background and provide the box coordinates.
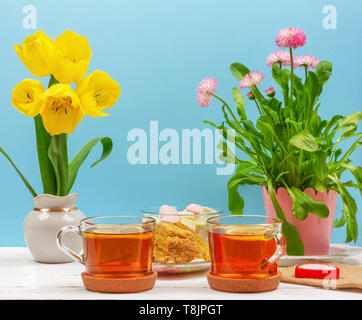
[0,0,360,246]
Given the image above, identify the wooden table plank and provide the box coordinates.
[0,246,361,300]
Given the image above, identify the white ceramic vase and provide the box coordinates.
[24,193,85,263]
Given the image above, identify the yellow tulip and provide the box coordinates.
[52,31,92,84]
[12,79,45,117]
[39,84,84,136]
[75,70,121,117]
[14,30,55,78]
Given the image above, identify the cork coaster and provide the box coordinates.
[81,271,158,293]
[206,271,282,293]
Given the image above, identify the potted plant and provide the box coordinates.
[0,30,121,263]
[197,27,361,256]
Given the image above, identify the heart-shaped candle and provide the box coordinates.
[295,263,340,280]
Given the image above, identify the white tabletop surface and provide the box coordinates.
[0,245,361,300]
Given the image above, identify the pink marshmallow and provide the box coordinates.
[159,205,181,223]
[185,203,204,215]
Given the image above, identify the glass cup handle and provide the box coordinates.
[263,228,284,266]
[56,226,84,265]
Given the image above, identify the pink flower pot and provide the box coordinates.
[262,186,338,256]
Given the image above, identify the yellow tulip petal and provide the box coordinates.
[39,84,84,135]
[42,103,84,135]
[75,90,109,117]
[75,70,120,117]
[14,45,27,68]
[52,31,92,84]
[12,79,45,117]
[14,30,55,78]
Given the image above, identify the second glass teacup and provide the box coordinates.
[207,214,284,279]
[57,215,155,279]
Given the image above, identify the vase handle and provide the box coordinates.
[56,226,84,265]
[262,228,284,266]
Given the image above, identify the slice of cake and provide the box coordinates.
[153,222,210,263]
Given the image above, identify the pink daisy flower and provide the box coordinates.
[265,87,275,97]
[239,71,264,89]
[197,77,217,107]
[266,51,290,67]
[276,27,306,49]
[294,55,320,69]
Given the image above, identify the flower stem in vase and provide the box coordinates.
[34,115,57,195]
[48,133,69,196]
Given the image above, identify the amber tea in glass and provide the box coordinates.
[207,215,284,279]
[57,216,155,278]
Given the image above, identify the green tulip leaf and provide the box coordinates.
[67,137,113,194]
[0,147,37,197]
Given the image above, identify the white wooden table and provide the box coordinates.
[0,245,361,300]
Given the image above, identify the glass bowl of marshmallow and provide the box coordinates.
[142,204,222,274]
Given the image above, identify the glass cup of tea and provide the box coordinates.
[207,215,284,279]
[57,215,156,279]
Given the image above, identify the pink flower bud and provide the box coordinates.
[265,87,275,98]
[246,91,255,100]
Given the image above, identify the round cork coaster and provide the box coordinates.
[81,271,158,293]
[206,271,282,293]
